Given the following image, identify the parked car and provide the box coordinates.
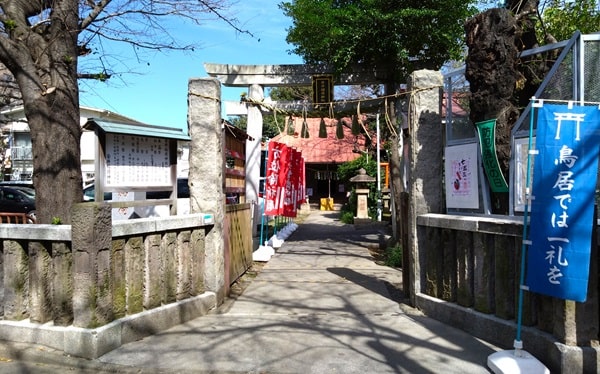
[12,186,35,199]
[0,180,34,189]
[146,178,190,199]
[0,185,36,221]
[82,183,112,202]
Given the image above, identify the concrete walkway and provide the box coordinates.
[0,210,498,373]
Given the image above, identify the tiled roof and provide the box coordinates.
[270,117,370,164]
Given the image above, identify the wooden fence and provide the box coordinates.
[0,212,34,223]
[224,203,253,289]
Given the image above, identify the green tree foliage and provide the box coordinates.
[337,153,378,183]
[268,86,312,101]
[539,0,600,42]
[280,0,479,79]
[280,0,479,238]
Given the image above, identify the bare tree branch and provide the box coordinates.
[0,0,254,223]
[73,0,256,79]
[198,0,256,39]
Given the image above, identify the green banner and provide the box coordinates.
[476,119,509,193]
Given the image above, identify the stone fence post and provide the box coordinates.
[406,69,445,306]
[187,78,226,304]
[71,202,113,328]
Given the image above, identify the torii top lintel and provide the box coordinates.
[203,63,393,87]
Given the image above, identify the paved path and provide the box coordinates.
[0,210,498,373]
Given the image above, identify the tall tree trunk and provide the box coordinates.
[465,2,541,214]
[508,0,545,108]
[465,8,521,214]
[389,130,404,243]
[5,0,83,224]
[27,91,82,225]
[384,83,404,242]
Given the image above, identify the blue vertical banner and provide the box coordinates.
[527,104,600,302]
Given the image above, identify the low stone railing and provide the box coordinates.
[0,202,216,358]
[415,213,599,373]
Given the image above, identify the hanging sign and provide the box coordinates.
[526,103,600,302]
[312,75,333,105]
[282,149,299,218]
[476,119,509,192]
[298,155,306,205]
[264,142,285,216]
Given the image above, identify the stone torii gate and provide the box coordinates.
[204,63,394,234]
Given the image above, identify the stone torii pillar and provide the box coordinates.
[406,69,444,306]
[187,78,226,303]
[203,63,396,244]
[245,84,264,237]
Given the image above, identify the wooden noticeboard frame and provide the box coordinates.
[84,118,190,214]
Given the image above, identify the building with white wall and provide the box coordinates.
[0,105,189,183]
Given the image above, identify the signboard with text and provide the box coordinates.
[444,143,479,209]
[105,133,171,187]
[526,104,600,302]
[312,75,333,105]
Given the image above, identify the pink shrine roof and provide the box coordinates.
[270,117,371,164]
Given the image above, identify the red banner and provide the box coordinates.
[264,142,305,217]
[292,148,300,209]
[282,149,298,217]
[264,142,284,216]
[298,154,306,205]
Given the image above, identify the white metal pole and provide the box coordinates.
[376,113,382,222]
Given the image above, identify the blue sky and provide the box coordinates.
[78,1,302,133]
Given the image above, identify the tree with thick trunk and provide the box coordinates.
[0,0,241,224]
[464,0,542,214]
[0,0,82,224]
[383,83,405,243]
[465,7,521,214]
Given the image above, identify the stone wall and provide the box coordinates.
[406,69,600,373]
[414,214,599,373]
[0,208,216,358]
[0,77,237,360]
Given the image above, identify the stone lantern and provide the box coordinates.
[349,168,375,223]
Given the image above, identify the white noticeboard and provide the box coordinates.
[445,143,479,209]
[514,136,535,212]
[105,133,171,187]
